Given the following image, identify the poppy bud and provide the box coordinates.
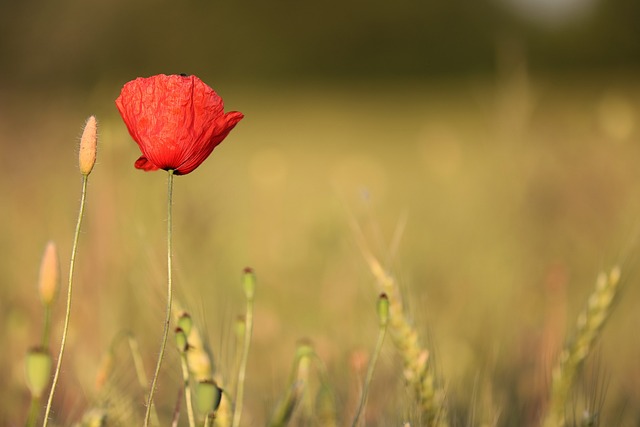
[175,327,189,353]
[25,347,52,398]
[79,116,98,176]
[38,241,59,307]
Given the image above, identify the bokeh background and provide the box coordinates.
[2,0,640,425]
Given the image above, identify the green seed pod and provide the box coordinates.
[377,293,390,327]
[25,347,52,398]
[177,312,193,337]
[196,379,222,415]
[175,327,189,353]
[295,340,314,361]
[242,267,256,301]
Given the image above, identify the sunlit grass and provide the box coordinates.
[2,76,640,425]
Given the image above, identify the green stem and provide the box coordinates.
[25,396,40,427]
[351,321,388,427]
[181,353,196,427]
[42,175,89,427]
[41,305,52,348]
[232,296,254,427]
[144,170,175,427]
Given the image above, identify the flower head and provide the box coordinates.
[115,74,243,175]
[79,116,98,176]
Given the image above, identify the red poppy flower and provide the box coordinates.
[115,74,243,175]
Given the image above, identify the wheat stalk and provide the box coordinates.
[542,266,621,427]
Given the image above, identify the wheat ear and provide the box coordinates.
[542,266,621,427]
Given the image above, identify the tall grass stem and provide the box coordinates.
[42,176,89,427]
[232,278,254,427]
[180,351,196,427]
[351,307,388,426]
[144,170,175,426]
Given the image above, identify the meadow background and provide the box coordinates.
[2,0,640,425]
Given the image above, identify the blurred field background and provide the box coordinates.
[2,0,640,425]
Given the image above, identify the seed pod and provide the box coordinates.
[377,293,390,327]
[242,267,256,301]
[175,327,189,353]
[196,379,222,414]
[177,312,193,337]
[25,347,52,398]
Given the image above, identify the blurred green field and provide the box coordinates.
[2,73,640,426]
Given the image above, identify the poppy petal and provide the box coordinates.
[134,155,161,171]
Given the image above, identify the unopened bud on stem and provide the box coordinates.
[242,267,256,301]
[79,116,98,176]
[38,241,59,307]
[377,293,389,327]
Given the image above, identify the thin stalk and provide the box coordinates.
[352,319,388,427]
[180,353,196,427]
[42,176,89,427]
[126,334,159,426]
[144,170,175,426]
[41,306,52,348]
[25,396,40,427]
[28,305,53,426]
[232,290,254,427]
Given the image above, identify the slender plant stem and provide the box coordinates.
[180,353,196,427]
[232,295,254,427]
[26,396,40,427]
[124,333,159,425]
[351,321,388,427]
[144,170,175,427]
[42,176,89,427]
[41,306,52,348]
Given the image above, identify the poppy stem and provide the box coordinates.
[144,170,175,427]
[42,175,89,427]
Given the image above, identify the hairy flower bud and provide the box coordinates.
[79,116,98,176]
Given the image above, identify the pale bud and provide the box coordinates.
[38,241,60,307]
[79,116,98,176]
